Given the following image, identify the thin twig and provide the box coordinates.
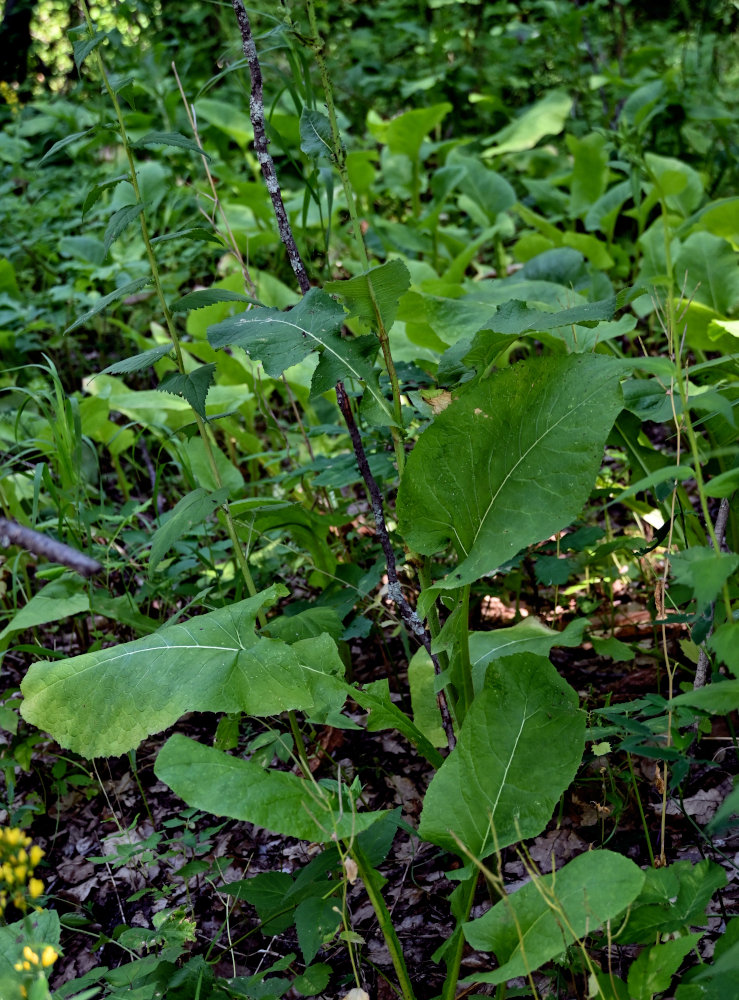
[336,382,456,751]
[231,0,311,295]
[0,518,102,577]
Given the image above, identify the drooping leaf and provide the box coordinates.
[103,202,145,257]
[37,126,99,166]
[463,850,645,984]
[300,108,335,161]
[130,131,210,159]
[151,228,225,246]
[709,622,739,676]
[20,586,347,757]
[418,653,585,858]
[324,260,412,332]
[171,289,260,313]
[98,343,173,376]
[154,733,386,842]
[64,277,153,334]
[157,364,217,420]
[397,354,624,590]
[309,328,395,423]
[482,90,573,157]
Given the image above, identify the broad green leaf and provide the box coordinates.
[674,233,739,315]
[324,259,411,332]
[482,292,630,337]
[20,586,346,757]
[627,934,702,1000]
[171,289,260,313]
[397,355,624,590]
[309,328,395,424]
[131,131,209,159]
[709,622,739,676]
[300,108,334,160]
[208,286,345,377]
[670,679,739,715]
[292,961,332,995]
[64,277,152,334]
[154,733,386,842]
[451,152,516,222]
[158,363,217,420]
[645,152,703,216]
[567,132,609,217]
[482,90,573,157]
[468,617,586,691]
[103,202,144,257]
[418,653,585,857]
[193,97,253,148]
[670,547,739,608]
[408,647,447,748]
[98,343,173,376]
[385,103,452,161]
[618,860,726,944]
[0,574,89,646]
[149,487,229,572]
[463,850,645,984]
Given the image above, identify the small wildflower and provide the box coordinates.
[0,826,46,921]
[41,945,58,968]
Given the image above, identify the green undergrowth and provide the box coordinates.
[0,1,738,998]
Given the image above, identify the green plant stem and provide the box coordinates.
[350,842,416,1000]
[626,752,655,867]
[82,3,261,617]
[441,873,477,1000]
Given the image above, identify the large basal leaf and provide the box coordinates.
[20,586,347,758]
[154,733,386,843]
[397,354,623,590]
[417,653,585,858]
[468,617,586,692]
[463,850,645,985]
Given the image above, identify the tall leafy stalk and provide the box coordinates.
[78,1,263,615]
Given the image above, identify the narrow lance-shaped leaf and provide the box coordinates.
[397,354,624,590]
[418,653,586,858]
[64,276,152,334]
[20,586,347,758]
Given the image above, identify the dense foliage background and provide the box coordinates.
[1,1,738,998]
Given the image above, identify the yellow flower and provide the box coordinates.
[22,946,39,965]
[41,946,58,967]
[28,878,45,900]
[29,845,44,867]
